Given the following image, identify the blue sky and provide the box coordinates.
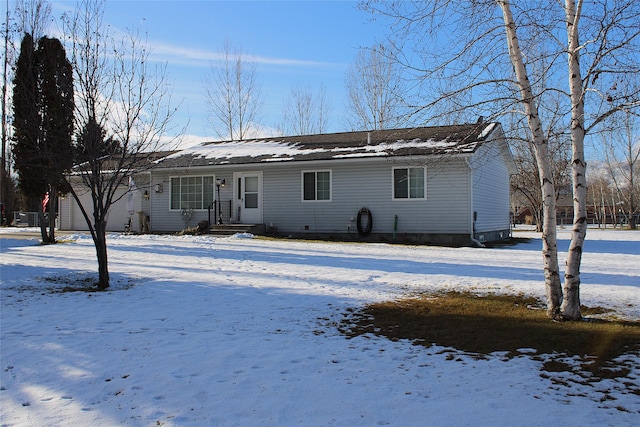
[42,0,390,143]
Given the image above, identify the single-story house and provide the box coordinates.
[59,122,516,246]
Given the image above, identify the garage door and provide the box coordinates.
[70,188,133,232]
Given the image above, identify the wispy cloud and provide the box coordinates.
[147,40,341,69]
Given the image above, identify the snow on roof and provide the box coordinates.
[479,122,497,138]
[166,140,326,162]
[155,123,499,168]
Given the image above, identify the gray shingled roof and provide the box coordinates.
[154,123,499,168]
[71,150,178,174]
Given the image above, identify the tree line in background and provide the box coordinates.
[1,0,638,317]
[203,40,404,139]
[511,111,639,231]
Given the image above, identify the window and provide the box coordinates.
[393,167,426,199]
[302,170,331,201]
[244,176,259,208]
[170,176,215,210]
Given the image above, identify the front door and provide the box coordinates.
[234,172,262,224]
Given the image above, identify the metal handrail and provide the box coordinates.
[208,200,232,226]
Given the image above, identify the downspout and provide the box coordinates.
[466,157,485,248]
[145,171,152,233]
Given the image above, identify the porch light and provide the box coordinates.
[215,178,226,224]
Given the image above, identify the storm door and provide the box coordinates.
[234,172,262,224]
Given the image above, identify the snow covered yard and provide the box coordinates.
[1,228,639,426]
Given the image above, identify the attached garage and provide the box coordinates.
[59,182,145,232]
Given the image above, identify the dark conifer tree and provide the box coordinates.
[12,34,74,242]
[12,34,44,201]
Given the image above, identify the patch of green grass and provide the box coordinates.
[340,291,640,375]
[483,237,532,247]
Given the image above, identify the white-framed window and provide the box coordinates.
[170,175,215,210]
[302,170,331,201]
[393,167,426,200]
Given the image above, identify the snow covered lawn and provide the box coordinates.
[1,228,639,426]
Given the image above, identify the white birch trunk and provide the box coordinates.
[561,0,587,320]
[498,1,563,319]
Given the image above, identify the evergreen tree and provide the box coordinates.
[74,117,120,164]
[12,34,44,201]
[11,33,74,242]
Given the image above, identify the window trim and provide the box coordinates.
[301,170,332,202]
[169,174,216,211]
[392,166,427,200]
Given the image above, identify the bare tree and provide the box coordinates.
[61,0,179,290]
[510,130,571,231]
[363,0,640,320]
[281,84,330,135]
[598,112,640,228]
[500,2,566,318]
[1,0,11,226]
[15,0,50,40]
[509,93,572,232]
[345,43,405,130]
[204,42,263,140]
[587,170,616,228]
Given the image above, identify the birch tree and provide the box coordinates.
[61,0,178,290]
[281,84,330,135]
[363,0,640,320]
[345,43,405,130]
[500,2,564,317]
[204,42,263,140]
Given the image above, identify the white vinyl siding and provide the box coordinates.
[262,159,469,235]
[59,174,150,232]
[470,141,512,233]
[149,171,232,232]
